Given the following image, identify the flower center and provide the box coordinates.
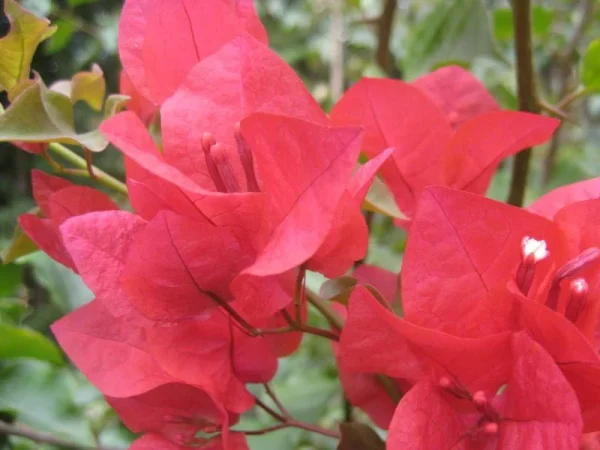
[515,236,599,325]
[438,377,501,437]
[202,125,260,194]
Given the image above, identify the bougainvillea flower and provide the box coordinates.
[529,176,600,220]
[161,35,329,189]
[102,110,367,316]
[330,77,559,221]
[402,186,600,343]
[402,185,563,336]
[340,287,583,449]
[56,208,294,413]
[54,300,248,446]
[402,186,600,430]
[130,432,249,450]
[19,170,117,271]
[486,288,600,432]
[118,0,267,107]
[412,65,499,129]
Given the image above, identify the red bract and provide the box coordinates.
[529,177,600,219]
[102,110,368,318]
[161,35,328,189]
[101,112,266,235]
[56,208,282,406]
[19,170,118,271]
[234,113,363,276]
[120,210,251,320]
[12,141,47,155]
[412,65,499,129]
[118,0,267,107]
[330,77,559,221]
[402,185,562,335]
[332,304,402,430]
[59,210,146,319]
[331,264,402,428]
[340,287,583,449]
[107,383,235,446]
[353,263,399,304]
[403,186,600,430]
[403,185,600,344]
[306,149,393,278]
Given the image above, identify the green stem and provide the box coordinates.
[506,0,538,207]
[47,143,128,195]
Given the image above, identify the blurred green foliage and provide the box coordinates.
[0,0,599,449]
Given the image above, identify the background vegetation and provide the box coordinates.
[0,0,598,448]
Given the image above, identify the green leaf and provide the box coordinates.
[25,252,93,312]
[583,39,600,92]
[0,263,23,297]
[493,8,512,42]
[319,276,357,306]
[0,324,63,364]
[0,0,56,91]
[2,216,39,264]
[0,360,97,445]
[363,176,406,220]
[68,0,99,6]
[494,6,553,42]
[50,64,106,111]
[404,0,497,79]
[0,78,108,151]
[44,19,75,55]
[319,276,387,307]
[531,6,553,38]
[0,298,29,325]
[337,423,385,450]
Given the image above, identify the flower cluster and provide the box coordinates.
[9,0,600,449]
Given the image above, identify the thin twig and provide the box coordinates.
[507,0,539,207]
[294,266,306,324]
[254,397,341,439]
[240,424,288,435]
[279,305,340,341]
[264,384,293,419]
[0,421,121,450]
